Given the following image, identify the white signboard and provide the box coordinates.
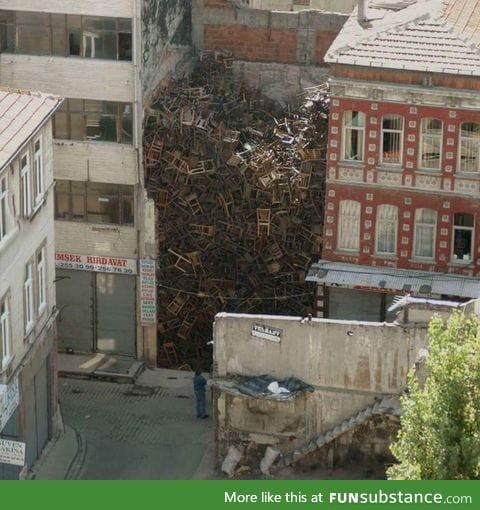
[0,439,25,466]
[139,259,157,325]
[0,377,19,431]
[55,252,137,275]
[251,323,282,342]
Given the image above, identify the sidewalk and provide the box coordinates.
[32,364,214,480]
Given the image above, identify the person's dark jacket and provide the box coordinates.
[193,373,207,394]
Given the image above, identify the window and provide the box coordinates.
[1,295,11,370]
[53,99,133,144]
[419,118,442,169]
[452,213,474,263]
[459,122,480,172]
[36,247,46,313]
[338,200,360,251]
[0,10,132,61]
[55,180,134,226]
[33,137,44,204]
[24,262,34,333]
[342,111,365,161]
[381,115,404,165]
[0,174,8,241]
[21,152,32,217]
[375,205,398,255]
[414,208,437,259]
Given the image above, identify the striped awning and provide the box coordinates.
[306,260,480,299]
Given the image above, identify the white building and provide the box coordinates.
[0,1,168,364]
[0,89,62,479]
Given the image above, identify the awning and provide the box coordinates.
[306,260,480,299]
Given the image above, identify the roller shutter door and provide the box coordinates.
[96,273,136,356]
[56,269,94,352]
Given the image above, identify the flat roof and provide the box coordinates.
[0,88,63,171]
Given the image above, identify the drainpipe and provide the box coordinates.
[358,0,367,22]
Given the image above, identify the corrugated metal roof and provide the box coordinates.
[307,260,480,298]
[325,0,480,76]
[0,88,62,171]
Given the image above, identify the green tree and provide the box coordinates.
[388,310,480,479]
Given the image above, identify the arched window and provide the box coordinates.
[375,205,398,255]
[459,122,480,172]
[338,200,360,251]
[414,208,437,259]
[452,213,474,262]
[342,111,365,161]
[419,118,442,169]
[381,114,404,165]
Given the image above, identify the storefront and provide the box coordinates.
[55,252,137,356]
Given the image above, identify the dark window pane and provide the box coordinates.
[68,30,81,55]
[52,28,67,56]
[0,17,14,52]
[118,32,132,60]
[83,17,116,31]
[16,25,51,55]
[121,196,134,225]
[97,32,116,59]
[122,114,133,144]
[68,98,84,112]
[55,192,70,219]
[70,113,84,140]
[16,12,49,25]
[99,115,117,142]
[51,13,66,28]
[53,112,68,139]
[71,194,86,220]
[118,19,132,32]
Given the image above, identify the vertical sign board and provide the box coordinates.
[0,377,19,431]
[0,439,25,466]
[139,259,156,325]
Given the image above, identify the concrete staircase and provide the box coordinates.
[276,396,402,469]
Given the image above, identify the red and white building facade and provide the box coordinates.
[307,0,480,320]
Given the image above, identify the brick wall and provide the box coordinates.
[204,25,297,63]
[192,0,348,66]
[323,96,480,276]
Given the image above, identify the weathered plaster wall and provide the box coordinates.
[213,313,427,464]
[142,0,193,104]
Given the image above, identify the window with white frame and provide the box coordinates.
[459,122,480,172]
[21,152,32,217]
[381,114,404,165]
[452,213,474,262]
[0,174,8,241]
[33,137,44,204]
[414,208,437,258]
[1,295,10,369]
[375,204,398,255]
[342,111,365,161]
[338,200,360,251]
[419,118,442,170]
[36,246,46,313]
[24,261,34,333]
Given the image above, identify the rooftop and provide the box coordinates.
[0,89,62,171]
[325,0,480,76]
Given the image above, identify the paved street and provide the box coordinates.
[59,372,215,480]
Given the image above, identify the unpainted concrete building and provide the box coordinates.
[212,302,439,474]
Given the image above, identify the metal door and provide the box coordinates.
[96,273,136,355]
[23,378,37,469]
[56,269,95,352]
[328,287,382,321]
[34,361,49,457]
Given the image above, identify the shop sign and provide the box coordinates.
[55,252,137,275]
[139,259,157,325]
[0,439,25,466]
[251,323,282,342]
[0,377,19,431]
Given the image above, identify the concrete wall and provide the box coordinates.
[213,313,427,461]
[0,0,134,17]
[141,0,193,104]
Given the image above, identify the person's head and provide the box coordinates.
[195,370,202,376]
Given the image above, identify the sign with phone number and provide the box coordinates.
[55,252,137,275]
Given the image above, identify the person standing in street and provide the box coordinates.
[193,370,208,418]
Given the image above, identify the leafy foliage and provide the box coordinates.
[388,310,480,480]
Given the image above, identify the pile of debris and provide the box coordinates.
[144,53,329,367]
